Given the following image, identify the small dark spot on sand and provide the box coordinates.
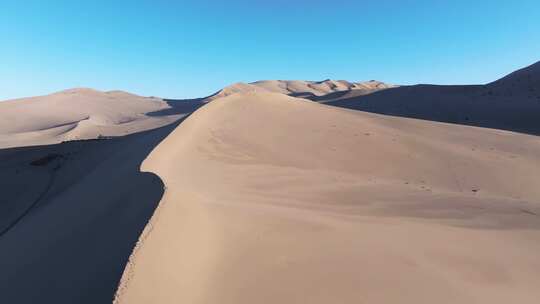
[30,153,63,166]
[520,209,538,216]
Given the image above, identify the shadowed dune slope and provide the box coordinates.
[323,62,540,135]
[115,92,540,304]
[0,120,185,304]
[0,88,184,148]
[488,61,540,96]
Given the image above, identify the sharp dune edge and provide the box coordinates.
[114,92,540,303]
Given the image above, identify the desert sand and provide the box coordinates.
[1,63,540,304]
[114,92,540,304]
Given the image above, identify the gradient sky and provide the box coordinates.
[1,0,539,100]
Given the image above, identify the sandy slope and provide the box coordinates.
[115,92,540,304]
[206,79,394,101]
[0,88,182,148]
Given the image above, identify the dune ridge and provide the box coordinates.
[115,92,540,304]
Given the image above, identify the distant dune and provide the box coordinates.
[205,79,395,101]
[320,61,540,135]
[0,88,188,148]
[202,62,540,136]
[115,92,540,304]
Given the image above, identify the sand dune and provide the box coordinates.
[0,88,185,148]
[321,61,540,135]
[115,92,540,304]
[2,62,540,304]
[206,79,394,101]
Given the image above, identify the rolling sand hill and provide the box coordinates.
[321,61,540,135]
[114,92,540,304]
[0,88,188,148]
[205,79,394,101]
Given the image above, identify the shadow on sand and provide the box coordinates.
[0,118,185,303]
[319,85,540,136]
[147,98,206,117]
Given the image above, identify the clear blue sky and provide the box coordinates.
[1,0,539,100]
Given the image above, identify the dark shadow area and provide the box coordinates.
[147,98,205,116]
[323,84,540,136]
[307,88,382,102]
[288,91,317,99]
[0,117,186,304]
